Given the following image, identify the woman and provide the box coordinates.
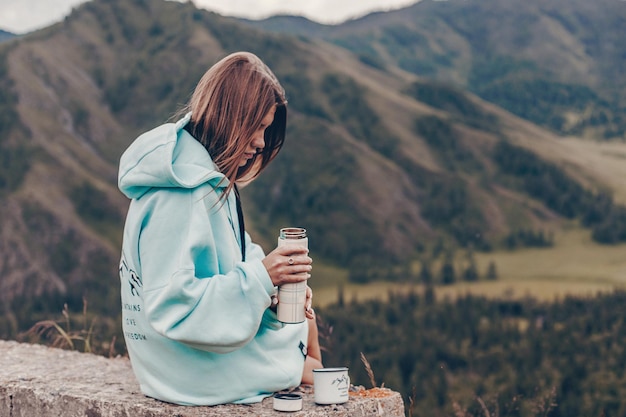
[117,51,323,406]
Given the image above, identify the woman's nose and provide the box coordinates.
[252,133,265,150]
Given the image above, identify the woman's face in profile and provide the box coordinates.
[238,105,276,167]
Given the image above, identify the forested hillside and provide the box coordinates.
[1,0,626,364]
[247,0,626,140]
[319,290,626,417]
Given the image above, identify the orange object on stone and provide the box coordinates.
[349,387,394,398]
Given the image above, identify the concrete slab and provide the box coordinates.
[0,340,405,417]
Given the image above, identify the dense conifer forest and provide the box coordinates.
[18,287,626,417]
[318,290,626,417]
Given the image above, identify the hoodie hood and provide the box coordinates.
[118,113,225,199]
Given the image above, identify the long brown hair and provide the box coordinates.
[184,51,287,197]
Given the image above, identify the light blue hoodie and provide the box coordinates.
[117,114,308,406]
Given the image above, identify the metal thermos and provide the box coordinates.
[277,227,308,323]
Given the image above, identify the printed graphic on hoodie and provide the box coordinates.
[120,256,147,342]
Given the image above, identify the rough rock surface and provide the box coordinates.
[0,340,405,416]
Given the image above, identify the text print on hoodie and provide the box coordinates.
[117,113,308,406]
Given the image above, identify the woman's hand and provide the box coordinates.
[305,285,315,320]
[262,244,312,287]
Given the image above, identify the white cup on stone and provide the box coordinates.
[313,367,350,404]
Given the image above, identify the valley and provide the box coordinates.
[311,227,626,307]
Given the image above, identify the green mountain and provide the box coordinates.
[246,0,626,140]
[1,0,625,346]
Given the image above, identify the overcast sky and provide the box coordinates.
[0,0,419,34]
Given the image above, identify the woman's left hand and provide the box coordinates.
[305,285,315,320]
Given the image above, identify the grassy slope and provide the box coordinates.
[210,29,626,305]
[312,227,626,307]
[310,103,626,306]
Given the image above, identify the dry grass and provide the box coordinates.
[24,298,97,354]
[360,352,377,389]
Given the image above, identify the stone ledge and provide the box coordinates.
[0,340,405,417]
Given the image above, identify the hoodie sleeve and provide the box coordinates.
[138,188,276,353]
[245,232,269,262]
[243,232,285,330]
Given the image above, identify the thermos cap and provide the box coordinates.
[273,393,303,411]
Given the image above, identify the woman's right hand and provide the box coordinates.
[262,244,312,287]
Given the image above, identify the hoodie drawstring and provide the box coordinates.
[234,185,246,262]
